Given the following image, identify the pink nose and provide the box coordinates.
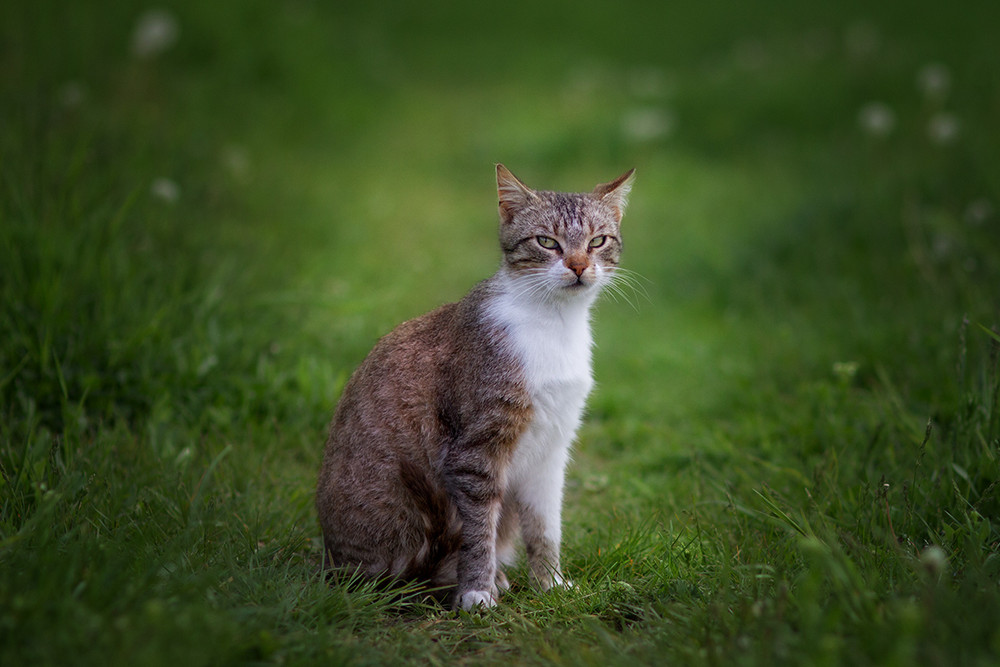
[566,257,588,276]
[565,252,588,276]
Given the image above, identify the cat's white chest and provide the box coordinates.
[485,283,596,476]
[489,286,594,400]
[510,308,594,414]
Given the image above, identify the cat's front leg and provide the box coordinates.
[518,500,567,591]
[445,455,505,610]
[454,498,502,610]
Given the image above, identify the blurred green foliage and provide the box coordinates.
[2,0,999,664]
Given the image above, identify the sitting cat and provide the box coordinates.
[316,164,634,609]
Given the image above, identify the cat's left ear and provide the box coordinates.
[592,168,636,221]
[496,163,539,225]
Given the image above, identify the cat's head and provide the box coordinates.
[496,164,634,301]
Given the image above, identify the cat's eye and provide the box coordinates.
[536,236,560,250]
[588,235,608,249]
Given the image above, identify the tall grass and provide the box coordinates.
[2,0,999,664]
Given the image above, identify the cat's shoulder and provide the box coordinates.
[369,279,510,358]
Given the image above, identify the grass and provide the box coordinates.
[2,0,999,664]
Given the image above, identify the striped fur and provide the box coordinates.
[316,164,634,609]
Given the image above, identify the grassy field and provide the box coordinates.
[2,1,999,664]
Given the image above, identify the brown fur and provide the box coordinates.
[316,164,634,608]
[317,285,530,590]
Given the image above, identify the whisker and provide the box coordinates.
[508,269,556,303]
[611,267,652,295]
[599,267,651,311]
[602,280,638,310]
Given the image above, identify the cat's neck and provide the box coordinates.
[487,267,600,323]
[482,268,597,378]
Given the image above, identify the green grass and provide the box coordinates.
[3,0,999,664]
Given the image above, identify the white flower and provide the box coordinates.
[131,9,180,59]
[858,102,895,137]
[621,107,675,142]
[833,361,859,382]
[927,112,960,145]
[917,63,951,100]
[151,177,180,203]
[919,545,947,577]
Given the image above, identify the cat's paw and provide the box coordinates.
[495,569,510,592]
[552,572,574,589]
[457,589,497,611]
[535,571,573,591]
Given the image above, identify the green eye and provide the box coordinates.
[536,236,560,250]
[588,235,607,249]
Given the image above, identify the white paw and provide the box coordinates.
[458,589,497,610]
[535,570,573,591]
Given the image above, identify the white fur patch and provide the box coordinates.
[485,268,600,544]
[459,589,497,610]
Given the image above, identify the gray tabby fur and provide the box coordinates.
[316,164,634,609]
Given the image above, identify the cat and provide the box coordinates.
[316,164,635,610]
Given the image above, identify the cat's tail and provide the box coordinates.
[398,457,462,591]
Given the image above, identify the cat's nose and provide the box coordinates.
[565,255,588,276]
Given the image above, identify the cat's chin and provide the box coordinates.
[557,281,600,300]
[563,274,605,292]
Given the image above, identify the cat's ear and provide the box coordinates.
[496,164,538,224]
[592,168,636,220]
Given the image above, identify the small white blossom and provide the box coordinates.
[151,177,180,203]
[833,361,859,383]
[917,63,951,100]
[927,112,960,145]
[920,545,947,577]
[131,9,180,59]
[621,107,675,142]
[858,102,895,137]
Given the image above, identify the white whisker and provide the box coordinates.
[508,268,556,303]
[598,266,651,311]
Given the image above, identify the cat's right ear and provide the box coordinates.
[592,168,636,221]
[496,164,538,225]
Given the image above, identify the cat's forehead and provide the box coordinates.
[532,191,611,229]
[540,191,587,217]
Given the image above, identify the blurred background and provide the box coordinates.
[5,0,997,430]
[9,0,1000,420]
[2,1,999,663]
